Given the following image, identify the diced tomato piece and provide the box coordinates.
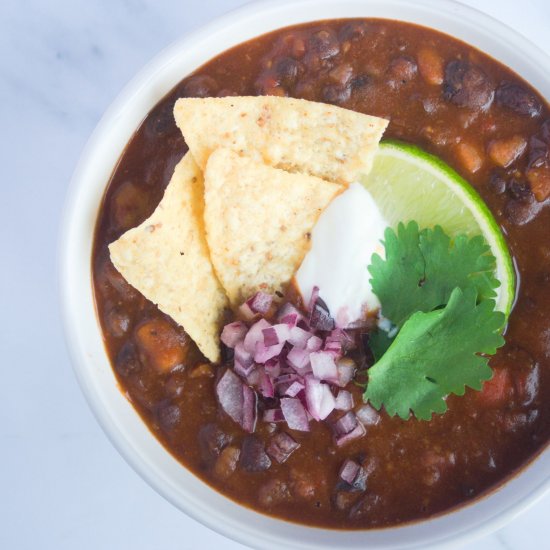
[135,318,188,373]
[478,368,514,406]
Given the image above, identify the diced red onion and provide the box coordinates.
[242,385,258,433]
[285,381,305,397]
[258,369,275,398]
[234,341,253,368]
[234,359,255,379]
[254,341,284,364]
[306,335,323,352]
[356,404,381,426]
[216,369,244,425]
[287,347,311,371]
[280,397,310,431]
[338,459,368,491]
[220,321,248,349]
[333,411,359,436]
[262,323,291,347]
[336,358,356,387]
[339,459,360,485]
[323,337,343,360]
[275,373,301,385]
[264,359,281,379]
[305,377,335,421]
[335,422,366,447]
[244,319,271,354]
[275,373,301,395]
[246,291,273,314]
[288,326,313,349]
[266,432,301,464]
[335,390,354,411]
[310,351,339,382]
[309,296,335,331]
[308,286,320,312]
[277,302,304,327]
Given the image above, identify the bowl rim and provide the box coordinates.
[59,1,550,549]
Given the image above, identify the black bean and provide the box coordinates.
[496,82,542,118]
[156,401,182,431]
[147,101,175,137]
[115,341,142,377]
[308,29,340,60]
[504,195,542,225]
[527,136,549,170]
[179,75,219,98]
[338,21,368,42]
[322,84,351,105]
[198,423,232,464]
[443,60,494,110]
[239,435,272,472]
[164,368,186,399]
[329,63,354,86]
[274,57,303,86]
[487,171,507,195]
[351,74,371,89]
[110,180,151,233]
[508,178,532,200]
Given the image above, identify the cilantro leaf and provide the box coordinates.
[363,286,505,420]
[368,222,499,328]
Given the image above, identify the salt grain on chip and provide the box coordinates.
[174,96,388,185]
[203,148,342,306]
[109,153,228,363]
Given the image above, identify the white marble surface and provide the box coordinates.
[1,0,548,548]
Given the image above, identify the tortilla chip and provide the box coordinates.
[109,154,228,363]
[204,148,342,306]
[174,96,388,185]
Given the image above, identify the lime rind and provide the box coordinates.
[363,140,515,317]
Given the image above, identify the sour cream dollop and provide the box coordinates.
[295,183,388,328]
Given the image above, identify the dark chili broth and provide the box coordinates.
[92,19,550,529]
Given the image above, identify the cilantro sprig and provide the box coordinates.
[363,222,506,420]
[368,222,500,328]
[364,287,505,420]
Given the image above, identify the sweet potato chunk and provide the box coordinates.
[455,142,484,174]
[526,166,550,201]
[488,135,527,168]
[135,318,188,373]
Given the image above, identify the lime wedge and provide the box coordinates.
[362,140,515,316]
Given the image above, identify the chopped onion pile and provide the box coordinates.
[215,290,367,446]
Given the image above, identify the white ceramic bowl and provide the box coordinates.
[59,0,550,548]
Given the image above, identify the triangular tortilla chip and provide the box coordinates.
[204,148,343,306]
[109,153,228,363]
[174,96,388,185]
